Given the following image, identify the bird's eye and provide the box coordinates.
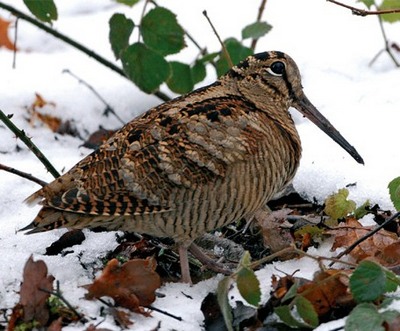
[266,61,285,76]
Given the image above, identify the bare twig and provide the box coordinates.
[40,281,87,323]
[251,0,268,51]
[330,211,400,266]
[0,163,47,187]
[370,13,400,67]
[0,1,170,102]
[203,10,234,69]
[147,305,183,321]
[327,0,400,16]
[63,69,125,125]
[0,109,60,179]
[12,17,18,68]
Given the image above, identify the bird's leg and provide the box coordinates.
[188,242,232,275]
[179,241,193,284]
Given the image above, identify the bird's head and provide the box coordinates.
[225,51,364,165]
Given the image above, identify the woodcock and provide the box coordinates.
[24,51,364,283]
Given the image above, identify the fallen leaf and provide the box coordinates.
[0,16,16,50]
[82,128,116,150]
[19,255,55,325]
[298,270,352,316]
[328,218,398,262]
[108,307,133,328]
[324,188,356,220]
[84,257,161,314]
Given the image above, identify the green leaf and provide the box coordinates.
[199,52,219,63]
[354,200,370,219]
[381,310,400,324]
[236,267,261,307]
[216,38,253,77]
[281,278,300,302]
[388,176,400,211]
[109,14,134,60]
[380,0,400,23]
[23,0,57,23]
[166,61,194,94]
[345,303,384,331]
[384,269,400,292]
[295,296,319,328]
[274,305,311,328]
[115,0,140,6]
[217,276,234,331]
[358,0,375,9]
[121,42,170,93]
[141,7,185,56]
[324,188,356,220]
[242,21,272,40]
[350,260,386,302]
[191,61,206,84]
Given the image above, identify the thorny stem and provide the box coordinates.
[0,1,170,102]
[0,163,48,187]
[251,0,268,51]
[0,109,60,179]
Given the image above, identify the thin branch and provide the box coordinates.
[12,17,18,68]
[63,69,125,125]
[251,0,268,51]
[327,0,400,16]
[375,12,400,67]
[0,163,47,187]
[203,10,234,69]
[0,109,60,179]
[0,1,170,102]
[330,211,400,266]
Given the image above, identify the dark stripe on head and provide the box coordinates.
[274,51,286,59]
[282,71,295,100]
[258,75,284,97]
[236,59,249,69]
[254,52,270,61]
[227,68,244,79]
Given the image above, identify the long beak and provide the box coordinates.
[294,94,364,165]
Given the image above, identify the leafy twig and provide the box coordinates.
[251,0,268,51]
[0,163,47,187]
[327,0,400,16]
[0,1,170,102]
[63,69,125,125]
[330,210,400,266]
[0,109,60,179]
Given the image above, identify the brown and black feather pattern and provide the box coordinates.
[25,51,304,242]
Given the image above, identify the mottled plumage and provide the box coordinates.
[24,51,363,283]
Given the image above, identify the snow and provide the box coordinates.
[1,0,400,329]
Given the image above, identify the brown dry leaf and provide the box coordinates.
[84,257,161,314]
[82,128,116,150]
[19,255,55,326]
[375,241,400,267]
[47,317,63,331]
[0,16,16,50]
[27,93,61,132]
[255,208,295,257]
[108,307,134,328]
[297,270,352,316]
[328,218,398,262]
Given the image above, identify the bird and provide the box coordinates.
[23,51,364,283]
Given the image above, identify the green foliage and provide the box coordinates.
[115,0,140,6]
[121,43,170,93]
[380,0,400,23]
[109,14,134,60]
[236,267,261,307]
[345,303,385,331]
[388,176,400,210]
[324,188,356,220]
[191,61,207,85]
[23,0,58,23]
[242,21,272,40]
[217,276,234,331]
[358,0,375,9]
[167,61,194,94]
[354,200,370,219]
[141,7,185,56]
[350,260,400,302]
[216,38,253,77]
[294,296,319,328]
[275,302,316,329]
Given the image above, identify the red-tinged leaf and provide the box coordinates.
[84,258,161,313]
[0,17,17,50]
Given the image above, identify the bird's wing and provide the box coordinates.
[26,95,267,216]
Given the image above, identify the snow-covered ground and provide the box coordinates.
[1,0,400,329]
